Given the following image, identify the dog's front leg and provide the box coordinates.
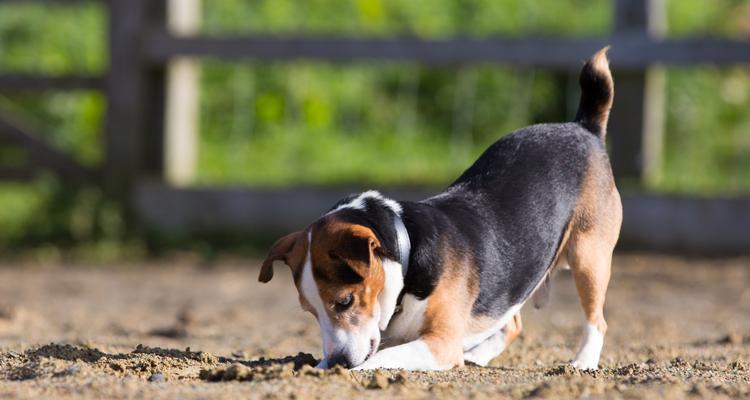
[353,334,463,371]
[355,268,469,371]
[353,270,471,371]
[352,340,437,371]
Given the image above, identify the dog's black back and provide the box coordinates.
[401,123,606,318]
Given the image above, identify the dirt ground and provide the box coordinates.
[0,254,748,399]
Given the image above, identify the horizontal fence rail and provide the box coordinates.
[144,33,750,68]
[0,74,103,91]
[135,182,750,255]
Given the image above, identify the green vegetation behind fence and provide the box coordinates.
[1,0,749,252]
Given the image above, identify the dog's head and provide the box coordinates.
[259,216,386,368]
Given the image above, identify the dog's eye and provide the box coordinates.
[334,294,354,312]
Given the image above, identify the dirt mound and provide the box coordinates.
[1,343,221,383]
[199,352,317,382]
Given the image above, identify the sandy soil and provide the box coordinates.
[0,254,748,399]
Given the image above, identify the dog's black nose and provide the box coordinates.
[327,353,352,369]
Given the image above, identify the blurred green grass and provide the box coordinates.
[1,0,749,253]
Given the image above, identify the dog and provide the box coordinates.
[258,47,621,371]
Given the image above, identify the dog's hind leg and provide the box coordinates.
[567,172,621,370]
[463,312,522,366]
[567,246,611,371]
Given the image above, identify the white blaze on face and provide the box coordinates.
[301,232,381,367]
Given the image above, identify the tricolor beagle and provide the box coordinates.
[259,47,621,371]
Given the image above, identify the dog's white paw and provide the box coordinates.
[315,359,329,369]
[462,352,490,367]
[570,324,603,371]
[351,357,381,370]
[570,358,599,371]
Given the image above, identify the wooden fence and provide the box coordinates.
[1,0,749,254]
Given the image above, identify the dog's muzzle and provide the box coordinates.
[327,337,379,368]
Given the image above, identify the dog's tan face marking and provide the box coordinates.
[308,217,384,331]
[262,216,386,367]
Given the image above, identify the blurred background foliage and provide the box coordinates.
[0,0,749,256]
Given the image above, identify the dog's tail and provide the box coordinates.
[574,47,614,140]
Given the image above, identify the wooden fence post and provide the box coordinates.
[165,0,201,187]
[609,0,666,187]
[104,0,166,203]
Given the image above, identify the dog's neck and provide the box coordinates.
[373,202,411,331]
[392,211,411,276]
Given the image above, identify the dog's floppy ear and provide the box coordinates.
[259,230,306,283]
[329,225,380,279]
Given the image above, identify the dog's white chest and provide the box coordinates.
[382,294,426,346]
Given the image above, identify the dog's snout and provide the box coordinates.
[327,353,353,369]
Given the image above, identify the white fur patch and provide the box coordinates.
[463,329,507,366]
[383,294,427,345]
[327,190,402,216]
[571,324,604,370]
[353,339,440,370]
[378,258,405,331]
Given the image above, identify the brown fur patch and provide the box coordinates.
[503,313,523,349]
[566,149,622,334]
[572,150,618,235]
[259,230,309,283]
[571,150,621,247]
[259,229,318,315]
[421,243,479,368]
